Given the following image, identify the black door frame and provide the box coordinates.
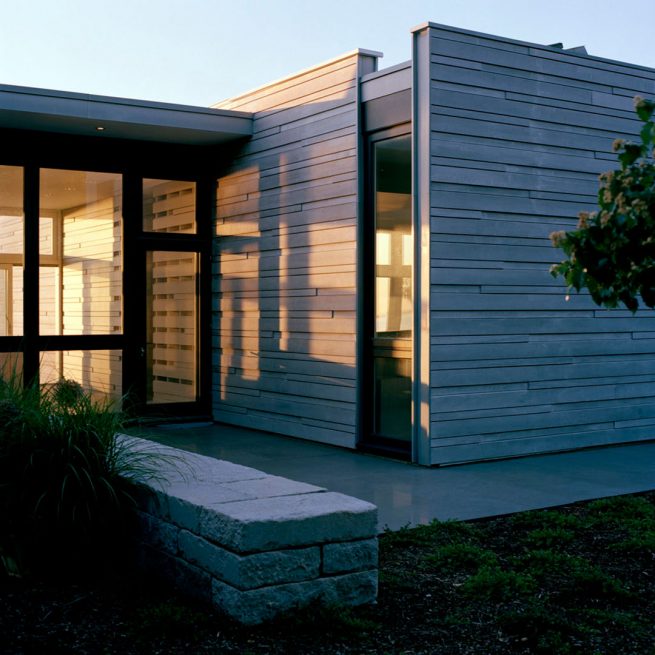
[359,124,412,459]
[122,174,214,418]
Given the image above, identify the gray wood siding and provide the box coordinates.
[213,52,376,447]
[425,24,655,464]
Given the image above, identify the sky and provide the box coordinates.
[0,0,653,108]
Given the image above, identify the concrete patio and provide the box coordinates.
[141,422,655,531]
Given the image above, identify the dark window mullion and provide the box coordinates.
[23,165,39,386]
[36,335,124,351]
[197,176,215,416]
[122,174,145,409]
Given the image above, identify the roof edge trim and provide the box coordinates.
[213,48,384,109]
[410,21,655,74]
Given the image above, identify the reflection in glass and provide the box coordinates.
[143,179,196,233]
[40,350,122,402]
[146,251,197,403]
[0,166,23,336]
[0,352,22,385]
[39,169,122,336]
[372,135,412,442]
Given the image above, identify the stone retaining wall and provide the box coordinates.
[120,436,378,624]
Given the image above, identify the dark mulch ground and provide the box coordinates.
[2,491,654,655]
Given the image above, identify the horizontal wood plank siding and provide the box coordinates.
[426,25,655,464]
[213,53,376,447]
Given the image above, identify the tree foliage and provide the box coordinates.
[550,97,655,312]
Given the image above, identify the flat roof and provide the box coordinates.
[0,83,253,145]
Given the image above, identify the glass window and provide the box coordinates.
[39,169,122,335]
[0,352,22,386]
[374,136,412,337]
[143,179,196,233]
[0,166,23,337]
[372,135,412,442]
[146,251,198,403]
[40,350,122,402]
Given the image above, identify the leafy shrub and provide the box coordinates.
[586,495,655,522]
[609,531,655,557]
[383,518,479,549]
[514,550,630,603]
[275,601,380,637]
[523,527,575,550]
[499,602,574,654]
[551,96,655,311]
[462,565,536,601]
[0,374,160,577]
[424,543,498,575]
[510,509,583,532]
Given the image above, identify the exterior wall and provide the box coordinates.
[213,51,378,448]
[420,23,655,464]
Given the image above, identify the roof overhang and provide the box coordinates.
[0,83,253,145]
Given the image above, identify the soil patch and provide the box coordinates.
[2,492,654,654]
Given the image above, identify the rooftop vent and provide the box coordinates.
[548,42,588,55]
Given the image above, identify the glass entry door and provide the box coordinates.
[129,177,210,417]
[367,132,412,451]
[145,250,198,405]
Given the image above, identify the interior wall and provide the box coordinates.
[213,52,377,448]
[424,24,655,464]
[56,195,122,397]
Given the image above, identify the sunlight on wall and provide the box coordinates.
[212,52,369,447]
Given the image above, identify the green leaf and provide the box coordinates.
[618,143,644,167]
[635,98,655,122]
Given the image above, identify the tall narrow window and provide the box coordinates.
[0,166,24,340]
[38,169,122,397]
[372,135,412,444]
[146,250,198,404]
[39,169,122,336]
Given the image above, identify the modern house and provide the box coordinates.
[1,22,654,466]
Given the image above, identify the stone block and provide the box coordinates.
[167,480,253,506]
[130,482,169,517]
[220,475,325,500]
[179,530,320,589]
[211,570,378,624]
[117,434,271,486]
[322,539,378,575]
[120,434,380,624]
[318,570,378,607]
[167,496,202,533]
[175,558,212,603]
[135,511,179,555]
[212,577,322,624]
[198,492,377,553]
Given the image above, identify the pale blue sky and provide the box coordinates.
[0,0,653,107]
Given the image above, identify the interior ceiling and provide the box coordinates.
[0,165,22,207]
[40,170,121,211]
[0,168,200,213]
[0,166,121,211]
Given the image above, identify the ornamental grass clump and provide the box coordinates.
[0,374,159,578]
